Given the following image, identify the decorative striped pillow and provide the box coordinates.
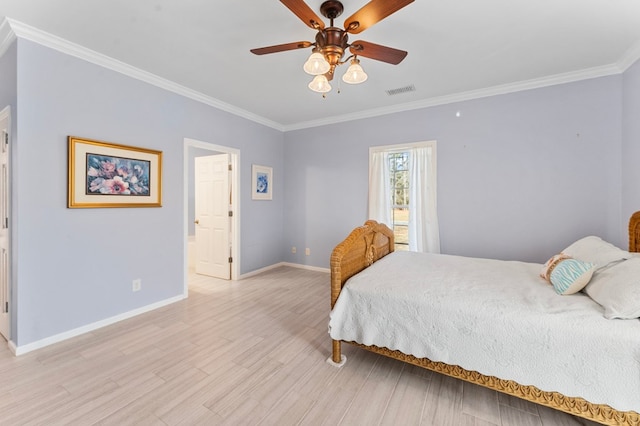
[549,259,596,295]
[540,253,571,281]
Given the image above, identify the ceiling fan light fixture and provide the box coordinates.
[251,0,413,95]
[303,51,331,75]
[308,74,332,93]
[342,58,368,84]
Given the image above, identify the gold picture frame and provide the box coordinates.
[68,136,162,208]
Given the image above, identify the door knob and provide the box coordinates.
[194,219,199,225]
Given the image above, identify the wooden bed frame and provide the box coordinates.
[330,217,640,426]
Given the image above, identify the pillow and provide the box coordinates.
[540,253,571,281]
[562,236,631,272]
[584,257,640,319]
[548,258,595,295]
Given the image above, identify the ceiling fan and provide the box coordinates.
[250,0,414,93]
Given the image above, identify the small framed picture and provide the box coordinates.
[252,164,272,200]
[68,136,162,208]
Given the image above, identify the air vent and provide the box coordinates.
[385,84,416,96]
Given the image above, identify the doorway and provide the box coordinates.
[183,139,240,293]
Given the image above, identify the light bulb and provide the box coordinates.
[303,52,330,75]
[342,58,368,84]
[308,74,332,93]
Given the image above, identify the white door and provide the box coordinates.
[0,107,10,340]
[194,154,231,279]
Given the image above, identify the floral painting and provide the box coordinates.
[256,171,268,195]
[68,136,162,208]
[252,164,272,200]
[86,154,150,196]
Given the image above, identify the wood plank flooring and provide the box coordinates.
[0,266,602,425]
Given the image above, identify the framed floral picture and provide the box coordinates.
[67,136,162,208]
[252,164,272,200]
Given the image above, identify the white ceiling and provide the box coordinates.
[1,0,640,130]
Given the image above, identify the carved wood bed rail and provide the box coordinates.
[329,216,640,426]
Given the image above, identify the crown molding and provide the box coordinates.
[283,63,624,131]
[1,17,285,132]
[618,39,640,72]
[2,17,637,133]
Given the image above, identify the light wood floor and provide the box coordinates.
[0,266,602,425]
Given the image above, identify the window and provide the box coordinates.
[368,141,440,253]
[389,152,409,251]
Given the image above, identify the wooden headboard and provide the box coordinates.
[330,220,394,308]
[629,211,640,253]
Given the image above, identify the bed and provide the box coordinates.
[328,213,640,426]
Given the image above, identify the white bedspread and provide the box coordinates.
[328,251,640,413]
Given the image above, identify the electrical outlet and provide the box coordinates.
[305,248,310,256]
[291,246,297,254]
[132,279,141,292]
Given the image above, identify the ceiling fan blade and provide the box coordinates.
[250,41,313,55]
[344,0,414,34]
[280,0,325,30]
[349,41,408,65]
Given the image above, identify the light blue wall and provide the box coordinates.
[0,41,16,108]
[12,39,284,346]
[622,59,640,224]
[284,76,624,267]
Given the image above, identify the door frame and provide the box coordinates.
[183,138,240,293]
[0,105,10,342]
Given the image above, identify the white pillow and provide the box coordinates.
[584,257,640,319]
[562,236,631,272]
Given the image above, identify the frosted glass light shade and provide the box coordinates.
[308,74,332,93]
[303,52,331,75]
[342,59,368,84]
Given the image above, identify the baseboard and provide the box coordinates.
[281,262,330,274]
[11,294,186,356]
[239,262,329,279]
[239,262,288,279]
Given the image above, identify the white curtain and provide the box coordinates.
[408,146,440,253]
[368,150,392,227]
